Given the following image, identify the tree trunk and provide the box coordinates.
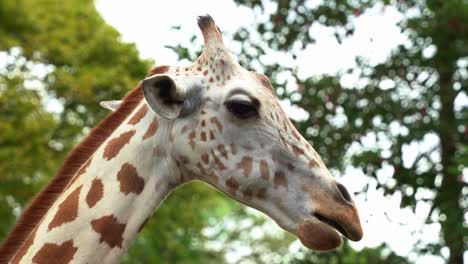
[437,64,463,264]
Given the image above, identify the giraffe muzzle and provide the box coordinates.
[297,204,363,251]
[298,182,363,251]
[312,209,363,241]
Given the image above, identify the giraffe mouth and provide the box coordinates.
[296,210,363,251]
[313,213,349,238]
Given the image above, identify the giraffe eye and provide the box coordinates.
[225,100,258,119]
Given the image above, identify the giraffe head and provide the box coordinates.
[141,15,363,251]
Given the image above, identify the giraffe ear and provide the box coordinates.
[142,74,187,119]
[99,100,122,111]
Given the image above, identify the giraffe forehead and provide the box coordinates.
[148,59,278,111]
[164,66,291,130]
[162,61,274,94]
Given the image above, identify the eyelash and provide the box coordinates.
[224,100,258,119]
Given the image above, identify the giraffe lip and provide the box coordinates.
[313,213,349,239]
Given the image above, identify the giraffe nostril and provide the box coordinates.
[336,182,352,203]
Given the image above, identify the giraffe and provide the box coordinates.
[0,15,363,263]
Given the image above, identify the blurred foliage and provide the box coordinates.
[290,242,410,264]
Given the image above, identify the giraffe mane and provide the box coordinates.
[0,66,169,263]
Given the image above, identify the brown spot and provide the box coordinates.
[209,77,214,82]
[287,163,295,171]
[128,105,148,125]
[86,178,104,208]
[216,75,220,81]
[201,110,206,115]
[225,177,239,194]
[153,146,161,157]
[201,153,209,164]
[10,228,37,264]
[230,143,238,155]
[188,130,196,149]
[237,156,253,177]
[103,130,136,160]
[209,130,215,140]
[201,120,206,127]
[242,188,253,201]
[211,150,226,170]
[274,171,288,189]
[143,118,158,140]
[309,159,320,168]
[200,131,207,141]
[48,186,82,231]
[217,144,228,159]
[292,144,305,157]
[117,163,145,195]
[210,117,223,132]
[181,125,188,134]
[256,188,267,199]
[91,215,126,248]
[203,70,208,76]
[32,240,77,264]
[197,66,202,71]
[259,160,269,180]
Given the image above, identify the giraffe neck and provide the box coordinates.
[10,101,181,264]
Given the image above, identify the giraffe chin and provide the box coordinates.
[297,219,343,251]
